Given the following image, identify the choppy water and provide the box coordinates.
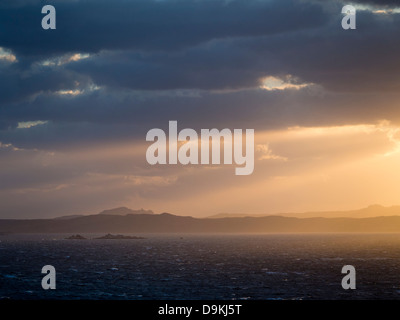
[1,233,400,300]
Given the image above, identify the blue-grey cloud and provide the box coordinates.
[0,0,326,57]
[0,0,399,151]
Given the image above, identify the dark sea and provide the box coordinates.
[1,233,400,300]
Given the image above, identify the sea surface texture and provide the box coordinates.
[1,233,400,300]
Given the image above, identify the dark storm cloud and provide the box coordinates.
[67,7,400,93]
[2,86,400,150]
[0,64,91,104]
[345,0,400,6]
[0,0,326,58]
[67,41,274,91]
[251,10,400,92]
[0,0,399,151]
[1,0,398,103]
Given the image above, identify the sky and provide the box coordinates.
[1,0,400,218]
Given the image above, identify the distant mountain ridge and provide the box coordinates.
[98,207,154,216]
[208,205,400,219]
[54,207,154,220]
[1,205,400,233]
